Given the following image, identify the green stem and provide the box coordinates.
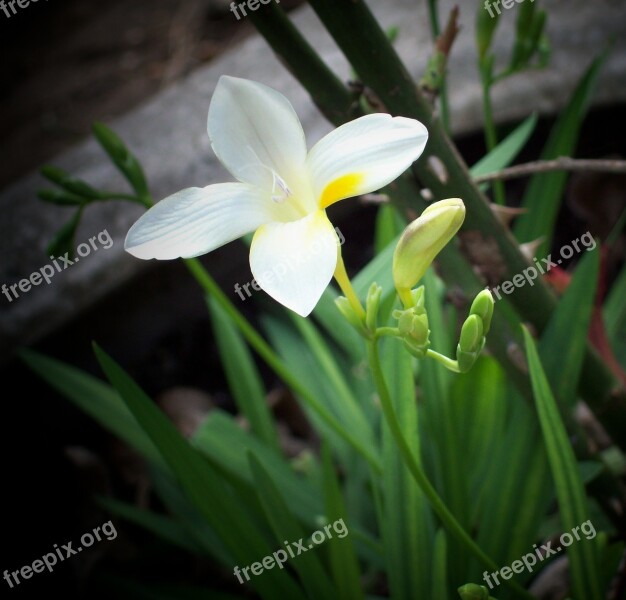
[184,257,381,473]
[426,0,451,134]
[480,66,506,205]
[246,2,359,126]
[375,327,401,338]
[425,349,460,373]
[136,195,380,471]
[303,0,626,450]
[334,254,366,320]
[366,339,533,600]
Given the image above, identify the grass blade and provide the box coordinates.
[514,51,609,254]
[93,343,306,600]
[248,452,337,598]
[207,296,279,450]
[522,327,602,599]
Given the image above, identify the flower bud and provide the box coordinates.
[335,296,368,336]
[457,583,491,600]
[395,309,430,358]
[365,283,383,332]
[393,199,465,297]
[470,289,494,334]
[459,315,484,354]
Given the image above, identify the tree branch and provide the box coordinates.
[475,157,626,183]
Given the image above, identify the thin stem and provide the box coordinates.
[426,0,451,134]
[184,257,381,473]
[480,67,506,205]
[375,327,401,339]
[334,254,366,320]
[425,349,460,373]
[366,338,533,600]
[475,156,626,184]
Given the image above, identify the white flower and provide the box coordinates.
[125,76,428,316]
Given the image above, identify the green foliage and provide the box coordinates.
[25,2,624,598]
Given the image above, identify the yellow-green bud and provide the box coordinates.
[459,315,484,354]
[458,583,491,600]
[470,289,495,334]
[365,283,383,332]
[393,199,466,296]
[396,309,430,358]
[335,296,368,336]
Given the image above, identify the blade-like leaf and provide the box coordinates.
[93,343,306,600]
[539,247,599,406]
[321,444,364,600]
[522,327,602,599]
[470,113,538,191]
[248,452,337,598]
[19,349,160,463]
[207,296,279,450]
[514,51,609,254]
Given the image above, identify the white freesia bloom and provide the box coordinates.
[125,76,428,316]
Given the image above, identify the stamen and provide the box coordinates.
[271,170,292,203]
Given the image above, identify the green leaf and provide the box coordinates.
[92,122,149,199]
[289,314,374,450]
[40,165,102,199]
[261,314,381,471]
[374,204,405,254]
[46,209,83,260]
[473,385,552,572]
[97,496,202,554]
[470,113,538,191]
[192,410,322,526]
[248,452,337,599]
[539,247,599,406]
[514,50,609,254]
[92,343,306,600]
[449,357,508,525]
[522,326,602,599]
[321,444,364,600]
[149,467,231,564]
[476,0,500,60]
[604,260,626,350]
[38,188,87,206]
[380,334,433,598]
[207,296,279,450]
[353,234,400,300]
[431,529,448,600]
[19,349,160,463]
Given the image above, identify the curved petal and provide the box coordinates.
[125,183,275,260]
[307,113,428,208]
[250,211,339,317]
[208,76,308,195]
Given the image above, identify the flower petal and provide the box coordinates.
[307,113,428,208]
[125,183,275,260]
[250,211,339,316]
[208,76,308,193]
